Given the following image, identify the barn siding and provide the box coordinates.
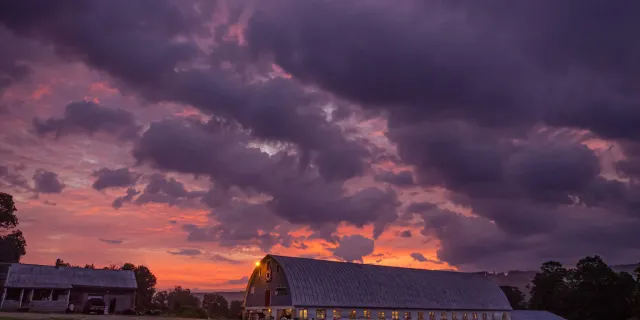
[245,258,293,308]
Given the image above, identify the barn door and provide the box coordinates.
[264,290,271,307]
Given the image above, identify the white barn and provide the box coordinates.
[244,255,513,320]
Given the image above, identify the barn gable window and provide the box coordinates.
[275,286,288,296]
[299,309,308,320]
[316,309,326,320]
[392,310,399,320]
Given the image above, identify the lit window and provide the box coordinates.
[392,310,399,320]
[429,312,436,320]
[299,309,308,320]
[378,311,386,320]
[451,312,457,320]
[472,313,478,320]
[317,309,327,320]
[440,312,447,320]
[404,312,412,320]
[463,313,467,320]
[364,310,371,319]
[418,312,424,320]
[333,309,342,319]
[349,310,357,319]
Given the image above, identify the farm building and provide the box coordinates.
[244,255,514,320]
[0,263,137,313]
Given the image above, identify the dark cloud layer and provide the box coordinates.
[248,0,640,268]
[92,168,140,190]
[32,169,64,194]
[33,101,141,141]
[5,0,640,270]
[329,234,375,263]
[0,0,368,182]
[136,119,400,243]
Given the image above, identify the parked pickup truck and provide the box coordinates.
[83,297,106,314]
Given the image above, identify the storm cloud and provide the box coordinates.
[4,0,640,271]
[32,169,65,194]
[33,101,141,141]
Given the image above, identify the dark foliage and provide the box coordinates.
[499,286,526,310]
[0,192,26,263]
[530,256,640,320]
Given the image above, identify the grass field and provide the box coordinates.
[0,313,204,320]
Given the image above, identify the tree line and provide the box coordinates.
[1,191,241,319]
[500,256,640,320]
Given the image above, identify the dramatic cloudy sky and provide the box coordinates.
[1,0,640,290]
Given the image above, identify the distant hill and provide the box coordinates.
[476,263,639,297]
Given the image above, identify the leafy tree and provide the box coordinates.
[566,256,633,320]
[529,261,570,317]
[122,263,157,311]
[155,286,204,318]
[500,286,526,310]
[0,192,27,263]
[633,265,640,319]
[203,293,229,317]
[229,300,244,319]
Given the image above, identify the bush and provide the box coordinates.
[178,306,208,319]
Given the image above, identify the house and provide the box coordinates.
[0,263,137,314]
[243,255,513,320]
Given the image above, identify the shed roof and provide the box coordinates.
[511,311,566,320]
[266,255,512,310]
[4,263,137,289]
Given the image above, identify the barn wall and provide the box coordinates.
[245,258,293,308]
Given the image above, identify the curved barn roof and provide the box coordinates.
[267,255,511,310]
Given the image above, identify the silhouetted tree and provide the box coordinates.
[154,286,205,318]
[122,263,157,311]
[633,265,640,319]
[203,293,229,317]
[229,300,243,319]
[84,263,96,269]
[565,256,634,320]
[500,286,526,310]
[529,261,569,317]
[0,192,27,263]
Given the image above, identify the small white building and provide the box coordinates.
[243,255,513,320]
[0,263,137,314]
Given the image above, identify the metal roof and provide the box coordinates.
[267,255,512,310]
[4,264,137,289]
[511,311,566,320]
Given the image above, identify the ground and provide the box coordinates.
[0,313,204,320]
